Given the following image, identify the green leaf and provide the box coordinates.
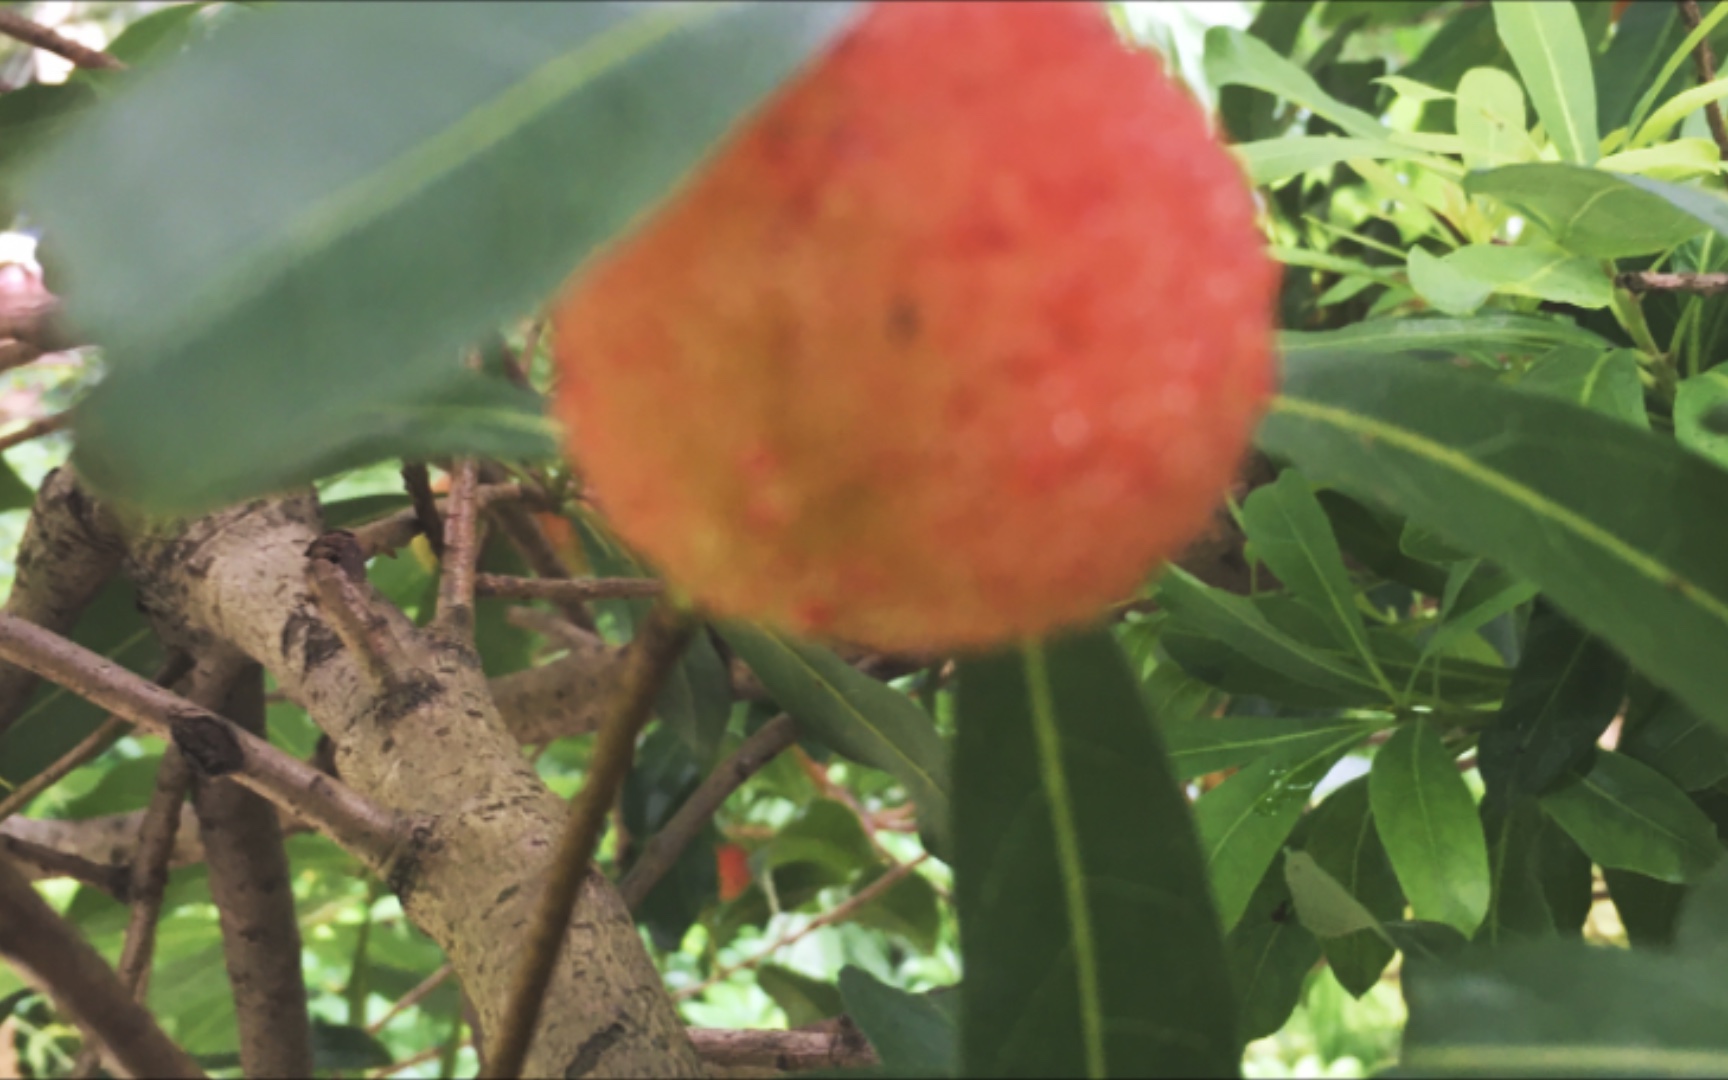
[0,456,36,513]
[1604,868,1684,948]
[1369,721,1491,935]
[840,966,957,1078]
[1219,0,1315,143]
[1517,345,1649,429]
[1675,859,1728,954]
[764,799,877,880]
[1302,778,1403,995]
[1479,797,1558,945]
[1478,600,1626,807]
[1165,715,1381,781]
[1236,135,1445,186]
[1280,313,1610,359]
[1402,941,1728,1076]
[1158,566,1382,704]
[851,863,942,954]
[1203,26,1388,140]
[30,2,859,514]
[1539,751,1723,884]
[718,622,949,858]
[1456,66,1534,169]
[1538,817,1594,938]
[1316,490,1453,597]
[1195,735,1358,932]
[1620,687,1728,792]
[1407,246,1493,316]
[1493,0,1599,164]
[1260,353,1728,739]
[954,630,1237,1077]
[1598,137,1722,182]
[310,1021,392,1071]
[1674,368,1728,471]
[757,964,845,1030]
[654,626,732,765]
[1225,862,1322,1041]
[0,579,162,793]
[1463,163,1707,258]
[1431,243,1614,310]
[1240,470,1388,687]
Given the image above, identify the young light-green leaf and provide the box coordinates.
[1493,0,1599,164]
[1203,26,1388,141]
[1464,164,1708,258]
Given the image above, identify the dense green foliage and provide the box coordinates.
[5,1,1728,1077]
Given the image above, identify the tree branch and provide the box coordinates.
[0,833,127,898]
[619,713,799,909]
[116,749,192,1000]
[0,652,195,825]
[690,1022,878,1075]
[185,657,314,1078]
[0,9,125,71]
[485,600,694,1080]
[0,853,203,1079]
[0,612,409,873]
[1618,270,1728,295]
[675,856,929,1002]
[0,467,125,739]
[400,462,445,559]
[351,481,529,557]
[434,459,482,637]
[475,572,664,604]
[1679,0,1728,160]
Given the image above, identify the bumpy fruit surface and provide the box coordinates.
[553,1,1276,653]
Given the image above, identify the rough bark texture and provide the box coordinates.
[183,658,314,1078]
[121,493,702,1077]
[0,467,124,736]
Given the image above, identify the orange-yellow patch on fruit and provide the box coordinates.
[552,1,1277,653]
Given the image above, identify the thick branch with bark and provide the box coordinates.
[121,492,702,1077]
[0,467,125,738]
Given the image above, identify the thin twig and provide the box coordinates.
[352,481,528,558]
[0,412,70,456]
[619,714,799,909]
[116,749,191,1001]
[689,1023,878,1073]
[0,10,125,71]
[367,1040,459,1079]
[475,573,664,604]
[0,613,408,873]
[365,962,453,1036]
[1618,270,1728,294]
[675,855,930,1002]
[0,853,203,1079]
[401,463,445,559]
[483,600,695,1080]
[434,459,481,637]
[0,652,194,826]
[0,834,126,898]
[0,718,123,824]
[1680,0,1728,160]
